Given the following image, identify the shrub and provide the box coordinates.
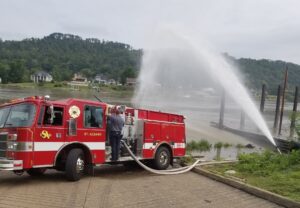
[237,150,300,176]
[186,139,212,152]
[223,143,232,148]
[197,140,212,152]
[180,154,195,165]
[214,142,223,149]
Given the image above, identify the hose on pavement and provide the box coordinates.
[121,140,236,175]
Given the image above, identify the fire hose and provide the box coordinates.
[121,140,236,175]
[121,140,201,174]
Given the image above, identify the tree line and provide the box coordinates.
[224,54,300,95]
[0,33,142,84]
[1,33,300,95]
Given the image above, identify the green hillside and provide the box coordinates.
[0,33,142,83]
[0,33,300,95]
[225,55,300,94]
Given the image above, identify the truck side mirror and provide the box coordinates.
[68,118,77,136]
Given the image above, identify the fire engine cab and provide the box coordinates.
[0,96,186,181]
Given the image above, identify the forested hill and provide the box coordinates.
[0,33,300,95]
[0,33,142,83]
[225,55,300,94]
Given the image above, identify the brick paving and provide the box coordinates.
[0,166,282,208]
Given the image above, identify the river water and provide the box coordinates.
[0,85,294,150]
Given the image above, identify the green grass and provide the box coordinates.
[1,82,67,89]
[0,82,134,96]
[186,140,212,152]
[204,150,300,202]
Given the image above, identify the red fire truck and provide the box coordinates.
[0,96,186,181]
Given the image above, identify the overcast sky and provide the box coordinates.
[0,0,299,64]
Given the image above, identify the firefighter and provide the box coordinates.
[108,106,125,161]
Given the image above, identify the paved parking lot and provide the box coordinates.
[0,166,282,208]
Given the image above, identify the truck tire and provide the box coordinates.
[153,146,171,170]
[65,148,85,181]
[27,168,47,176]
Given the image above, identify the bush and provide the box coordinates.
[223,143,232,148]
[37,82,44,86]
[237,150,300,176]
[197,140,212,152]
[54,83,63,87]
[186,139,212,152]
[180,154,195,165]
[214,142,223,149]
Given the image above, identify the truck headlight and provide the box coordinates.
[7,141,18,151]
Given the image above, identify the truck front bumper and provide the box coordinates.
[0,159,23,171]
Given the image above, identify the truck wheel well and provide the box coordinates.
[55,143,92,170]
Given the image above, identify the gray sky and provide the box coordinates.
[1,0,300,64]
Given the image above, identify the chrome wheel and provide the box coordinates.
[159,151,169,166]
[154,146,171,170]
[76,157,85,174]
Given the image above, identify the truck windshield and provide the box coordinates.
[0,103,36,128]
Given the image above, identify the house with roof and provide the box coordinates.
[94,74,107,85]
[108,79,116,85]
[31,71,53,83]
[68,73,89,87]
[126,78,137,86]
[72,73,88,83]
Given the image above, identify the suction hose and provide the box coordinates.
[121,140,236,175]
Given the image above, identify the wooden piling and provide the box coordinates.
[219,90,225,129]
[278,67,288,135]
[273,85,281,132]
[290,86,298,138]
[260,84,266,113]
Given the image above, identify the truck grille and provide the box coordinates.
[0,133,8,158]
[0,133,7,142]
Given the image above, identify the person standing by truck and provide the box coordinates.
[108,106,125,161]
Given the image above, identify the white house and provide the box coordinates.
[94,74,107,84]
[31,71,53,83]
[0,77,2,83]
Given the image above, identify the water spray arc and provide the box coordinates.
[133,30,278,149]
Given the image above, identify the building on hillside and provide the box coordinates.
[0,77,2,83]
[31,71,53,83]
[72,73,88,83]
[126,78,137,86]
[94,74,107,85]
[68,73,89,87]
[108,79,116,85]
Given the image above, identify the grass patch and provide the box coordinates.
[204,150,300,202]
[0,82,134,97]
[179,154,195,165]
[186,140,212,152]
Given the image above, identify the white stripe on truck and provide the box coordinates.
[34,142,105,151]
[143,142,186,150]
